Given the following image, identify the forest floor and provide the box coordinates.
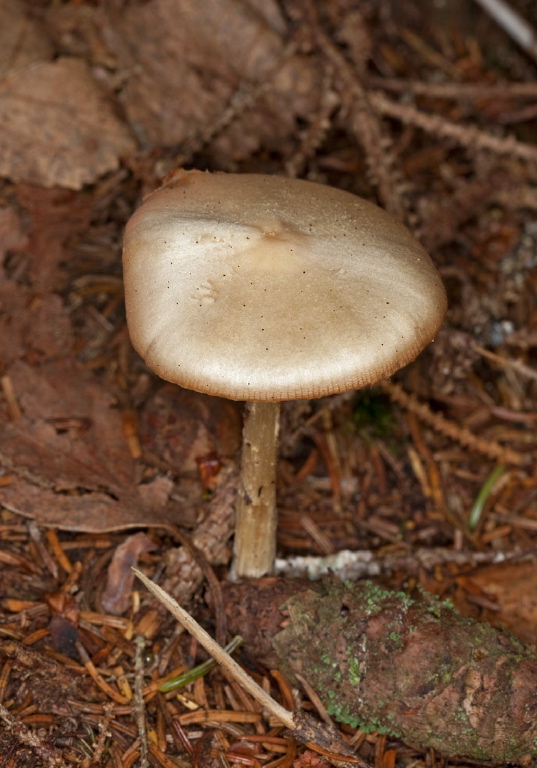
[1,1,537,766]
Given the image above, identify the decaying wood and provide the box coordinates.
[135,568,368,768]
[222,578,537,762]
[160,465,238,603]
[2,1,537,765]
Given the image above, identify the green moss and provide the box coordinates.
[352,390,395,439]
[454,707,470,723]
[348,656,361,686]
[325,701,361,730]
[397,592,415,610]
[361,581,409,615]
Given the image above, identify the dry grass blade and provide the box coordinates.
[473,0,537,62]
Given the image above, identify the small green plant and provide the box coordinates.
[352,390,395,439]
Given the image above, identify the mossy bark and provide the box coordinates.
[223,578,537,762]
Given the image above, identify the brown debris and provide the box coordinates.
[222,578,537,762]
[1,0,537,765]
[0,58,135,189]
[161,465,238,603]
[0,0,53,77]
[140,385,241,475]
[459,560,537,644]
[101,532,156,616]
[0,639,88,715]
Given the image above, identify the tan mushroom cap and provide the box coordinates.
[123,170,447,401]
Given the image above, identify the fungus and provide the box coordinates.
[122,169,447,578]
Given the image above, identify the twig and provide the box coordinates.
[286,70,339,178]
[274,547,515,580]
[366,76,537,100]
[380,380,528,466]
[133,568,367,768]
[473,344,537,383]
[133,568,295,729]
[176,42,298,166]
[91,703,115,764]
[473,0,537,63]
[291,0,409,221]
[133,636,149,768]
[369,91,537,164]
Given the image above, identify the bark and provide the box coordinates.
[222,578,537,762]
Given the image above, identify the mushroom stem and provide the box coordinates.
[232,400,280,578]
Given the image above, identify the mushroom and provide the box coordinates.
[122,169,447,578]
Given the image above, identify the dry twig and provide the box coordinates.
[289,0,409,221]
[370,91,537,164]
[381,380,528,467]
[133,568,367,768]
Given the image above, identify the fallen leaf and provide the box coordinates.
[16,185,94,292]
[0,0,53,77]
[463,561,537,644]
[0,206,28,260]
[101,532,156,615]
[0,57,135,189]
[111,0,319,155]
[0,359,195,531]
[0,481,187,532]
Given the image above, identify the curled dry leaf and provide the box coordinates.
[102,532,156,615]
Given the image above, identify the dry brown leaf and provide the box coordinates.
[140,385,241,474]
[0,57,135,189]
[0,481,188,532]
[0,206,28,260]
[0,359,194,531]
[15,185,94,292]
[0,0,53,77]
[113,0,319,156]
[0,289,73,370]
[465,562,537,644]
[101,532,156,615]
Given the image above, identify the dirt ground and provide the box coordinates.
[1,0,537,766]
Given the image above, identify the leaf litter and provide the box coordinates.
[1,0,537,766]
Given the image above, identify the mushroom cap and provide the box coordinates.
[123,170,447,401]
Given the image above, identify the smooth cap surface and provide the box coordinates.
[123,170,447,401]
